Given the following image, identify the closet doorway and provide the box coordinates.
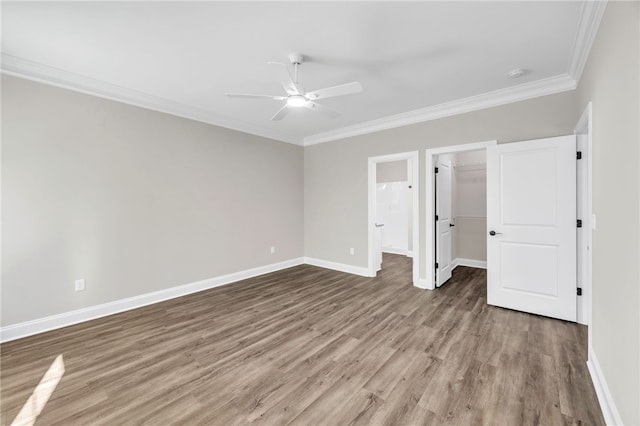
[425,140,497,290]
[435,149,488,287]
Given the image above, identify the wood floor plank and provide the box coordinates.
[0,254,605,425]
[367,351,440,425]
[522,351,564,426]
[363,348,423,399]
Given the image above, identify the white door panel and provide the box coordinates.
[500,150,558,226]
[436,159,453,286]
[487,135,576,322]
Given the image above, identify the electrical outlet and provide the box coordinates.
[75,279,85,292]
[350,248,355,255]
[270,246,276,255]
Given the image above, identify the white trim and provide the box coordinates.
[304,75,576,145]
[413,278,432,290]
[587,349,624,426]
[568,1,608,84]
[0,258,304,343]
[575,102,593,327]
[303,257,373,277]
[451,258,459,270]
[1,54,302,146]
[382,247,411,257]
[425,140,497,291]
[3,0,607,151]
[454,258,487,269]
[368,151,420,286]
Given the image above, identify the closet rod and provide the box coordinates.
[453,161,486,168]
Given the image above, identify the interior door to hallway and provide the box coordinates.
[486,135,577,322]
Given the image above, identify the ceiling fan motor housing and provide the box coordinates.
[288,52,304,65]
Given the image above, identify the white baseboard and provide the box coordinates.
[454,258,487,269]
[382,247,413,257]
[0,258,304,343]
[413,278,434,290]
[587,348,624,426]
[303,257,373,277]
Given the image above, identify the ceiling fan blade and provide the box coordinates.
[305,101,340,118]
[268,62,303,95]
[226,93,285,100]
[271,105,290,121]
[306,81,363,101]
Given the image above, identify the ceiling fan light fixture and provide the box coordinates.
[227,53,361,120]
[286,94,309,108]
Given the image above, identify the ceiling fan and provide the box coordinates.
[226,53,363,121]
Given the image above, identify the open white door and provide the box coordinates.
[487,135,577,322]
[435,159,453,287]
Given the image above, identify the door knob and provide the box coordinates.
[375,223,385,227]
[489,230,502,236]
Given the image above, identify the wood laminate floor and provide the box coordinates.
[1,254,604,425]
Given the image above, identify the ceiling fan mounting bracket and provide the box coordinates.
[288,52,304,65]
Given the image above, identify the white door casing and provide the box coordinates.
[374,222,383,271]
[423,140,497,290]
[436,159,453,287]
[575,102,592,327]
[487,135,577,322]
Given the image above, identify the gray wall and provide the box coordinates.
[577,2,639,424]
[1,75,304,326]
[304,90,579,277]
[453,150,486,263]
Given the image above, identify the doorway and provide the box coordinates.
[427,135,589,324]
[434,149,488,287]
[425,140,497,290]
[368,151,419,284]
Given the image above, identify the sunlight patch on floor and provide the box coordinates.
[11,354,65,426]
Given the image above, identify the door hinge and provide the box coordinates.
[435,214,439,221]
[577,151,582,160]
[435,262,439,269]
[577,287,583,296]
[577,219,583,228]
[434,167,439,173]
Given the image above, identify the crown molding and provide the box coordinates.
[1,53,303,146]
[568,0,608,83]
[3,0,606,149]
[303,74,577,146]
[304,0,607,146]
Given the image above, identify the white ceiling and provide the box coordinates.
[1,1,604,145]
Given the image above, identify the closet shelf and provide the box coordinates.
[453,162,486,171]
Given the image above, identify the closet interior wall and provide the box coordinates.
[451,150,487,266]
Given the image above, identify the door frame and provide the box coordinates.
[424,140,497,290]
[575,102,593,329]
[368,151,419,283]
